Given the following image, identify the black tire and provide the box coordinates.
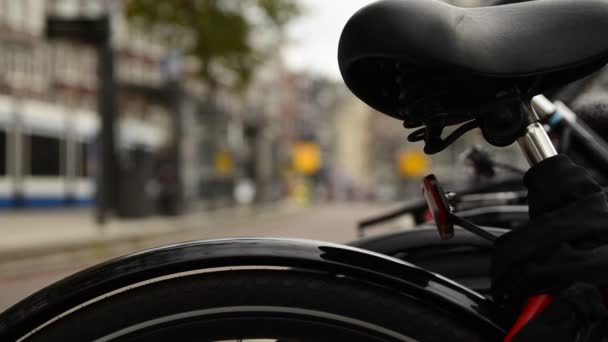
[26,269,493,341]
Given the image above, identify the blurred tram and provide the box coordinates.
[0,95,166,209]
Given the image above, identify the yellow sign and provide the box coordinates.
[214,150,234,176]
[398,151,429,178]
[293,142,322,175]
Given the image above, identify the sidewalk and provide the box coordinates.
[0,203,402,310]
[0,204,307,275]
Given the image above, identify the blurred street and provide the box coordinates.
[0,202,410,312]
[0,0,525,327]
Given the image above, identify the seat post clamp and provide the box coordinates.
[517,100,557,166]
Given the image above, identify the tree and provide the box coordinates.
[126,0,301,91]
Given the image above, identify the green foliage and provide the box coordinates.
[126,0,302,91]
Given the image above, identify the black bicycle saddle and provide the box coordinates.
[338,0,608,128]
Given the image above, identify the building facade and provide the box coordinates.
[0,0,170,211]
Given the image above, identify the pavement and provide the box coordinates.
[0,205,295,258]
[0,204,306,275]
[0,202,410,311]
[0,202,408,277]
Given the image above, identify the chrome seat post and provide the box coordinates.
[517,122,557,166]
[517,99,558,166]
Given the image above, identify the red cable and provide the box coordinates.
[503,294,552,342]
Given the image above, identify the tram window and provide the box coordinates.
[30,135,61,176]
[0,131,5,175]
[79,143,89,177]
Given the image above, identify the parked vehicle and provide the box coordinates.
[0,95,165,208]
[3,0,608,340]
[352,92,608,296]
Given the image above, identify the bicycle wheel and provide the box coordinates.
[22,269,493,341]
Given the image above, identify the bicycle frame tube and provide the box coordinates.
[533,95,608,166]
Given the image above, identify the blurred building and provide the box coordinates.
[332,99,373,200]
[277,72,358,203]
[333,99,421,202]
[0,0,422,213]
[0,0,170,212]
[186,45,357,207]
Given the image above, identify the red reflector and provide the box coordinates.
[421,174,454,240]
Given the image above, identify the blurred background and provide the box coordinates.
[0,0,525,310]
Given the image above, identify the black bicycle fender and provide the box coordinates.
[0,237,504,340]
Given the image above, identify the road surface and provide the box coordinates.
[0,203,408,312]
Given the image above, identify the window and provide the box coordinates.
[30,135,61,176]
[0,1,6,28]
[79,142,90,177]
[0,131,5,175]
[6,0,21,29]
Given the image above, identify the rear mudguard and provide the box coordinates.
[0,238,504,340]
